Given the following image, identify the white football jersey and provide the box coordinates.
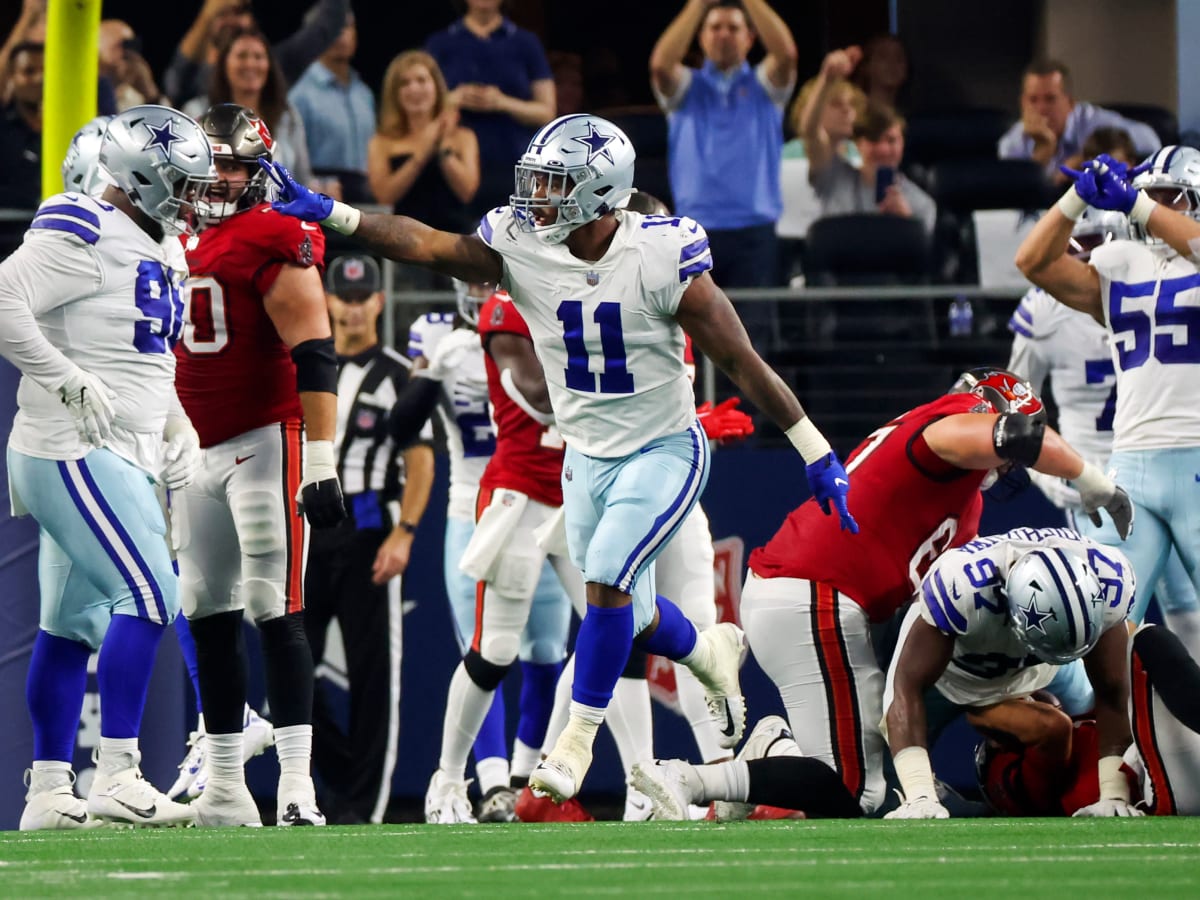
[1090,240,1200,452]
[408,313,492,521]
[918,526,1135,707]
[477,207,709,458]
[0,192,186,475]
[1007,287,1116,466]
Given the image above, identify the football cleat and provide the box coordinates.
[192,781,263,828]
[278,801,326,826]
[690,623,747,749]
[242,706,275,761]
[424,770,476,824]
[529,726,594,803]
[88,767,195,827]
[513,786,594,823]
[19,770,100,831]
[476,785,519,823]
[182,707,274,799]
[623,787,654,822]
[168,729,206,800]
[276,774,324,826]
[737,715,801,762]
[629,760,694,822]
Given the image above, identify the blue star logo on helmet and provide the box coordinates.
[572,123,616,166]
[1019,589,1055,635]
[142,119,182,159]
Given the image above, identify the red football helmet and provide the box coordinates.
[951,367,1045,421]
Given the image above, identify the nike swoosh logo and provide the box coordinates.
[63,810,88,824]
[300,222,319,231]
[113,798,157,819]
[720,701,736,737]
[834,478,849,487]
[235,455,255,465]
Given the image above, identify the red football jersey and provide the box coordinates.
[748,393,990,622]
[477,291,563,507]
[177,204,325,447]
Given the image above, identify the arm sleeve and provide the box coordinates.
[387,376,442,449]
[273,0,350,85]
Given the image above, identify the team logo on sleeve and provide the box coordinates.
[298,235,313,266]
[491,303,505,326]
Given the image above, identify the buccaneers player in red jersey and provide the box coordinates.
[633,369,1134,819]
[173,104,346,827]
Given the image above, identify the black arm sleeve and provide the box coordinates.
[274,0,351,84]
[1132,625,1200,734]
[387,376,441,448]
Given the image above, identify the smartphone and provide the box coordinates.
[875,166,896,204]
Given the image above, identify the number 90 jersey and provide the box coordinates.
[1090,241,1200,452]
[919,527,1135,706]
[476,206,710,458]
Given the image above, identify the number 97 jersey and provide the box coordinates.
[476,206,709,458]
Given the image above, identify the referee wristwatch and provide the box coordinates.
[397,520,418,535]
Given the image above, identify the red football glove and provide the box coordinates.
[697,397,755,443]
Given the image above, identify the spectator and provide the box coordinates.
[851,33,910,113]
[183,27,314,187]
[98,20,165,112]
[0,0,43,105]
[1080,125,1136,170]
[288,8,375,204]
[998,59,1160,181]
[164,0,348,104]
[367,51,478,235]
[0,41,42,210]
[425,0,555,216]
[810,100,936,235]
[650,0,798,350]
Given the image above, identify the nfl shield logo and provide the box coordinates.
[586,271,599,286]
[344,258,365,281]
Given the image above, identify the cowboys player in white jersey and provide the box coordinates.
[262,112,856,802]
[0,105,213,828]
[884,526,1140,818]
[1009,210,1200,654]
[1017,146,1200,629]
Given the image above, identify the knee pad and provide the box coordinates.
[464,648,511,692]
[478,629,520,669]
[241,577,285,621]
[231,489,285,557]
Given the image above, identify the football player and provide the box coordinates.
[1017,147,1200,626]
[631,370,1134,820]
[172,103,346,827]
[0,105,213,828]
[883,527,1139,818]
[263,112,856,802]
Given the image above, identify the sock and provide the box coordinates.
[98,615,166,739]
[29,760,73,794]
[472,690,507,765]
[259,613,313,728]
[97,737,140,774]
[540,654,575,755]
[675,664,727,762]
[475,756,509,794]
[745,757,863,818]
[273,724,312,779]
[637,596,698,660]
[439,663,498,781]
[26,631,90,762]
[206,732,245,787]
[607,677,654,775]
[189,610,247,734]
[571,603,633,708]
[516,660,562,751]
[693,759,750,803]
[173,614,203,713]
[510,739,541,782]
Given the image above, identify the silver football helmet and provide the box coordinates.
[99,104,217,235]
[62,116,113,197]
[1068,208,1129,261]
[452,279,494,327]
[1006,547,1105,664]
[1130,145,1200,245]
[510,114,635,244]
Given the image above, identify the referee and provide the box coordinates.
[305,254,434,824]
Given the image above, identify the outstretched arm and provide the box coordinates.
[650,0,710,98]
[740,0,799,88]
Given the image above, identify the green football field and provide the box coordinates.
[2,818,1198,898]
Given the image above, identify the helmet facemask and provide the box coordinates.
[452,279,493,327]
[123,153,216,236]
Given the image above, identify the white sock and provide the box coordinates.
[206,732,245,788]
[1165,609,1200,662]
[438,662,497,780]
[97,737,139,774]
[475,756,509,794]
[550,702,605,757]
[679,630,714,676]
[694,759,751,803]
[510,739,540,781]
[674,663,728,762]
[273,725,312,778]
[29,760,72,793]
[607,677,653,775]
[540,654,575,754]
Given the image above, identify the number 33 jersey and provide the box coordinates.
[1090,241,1200,452]
[476,206,710,458]
[0,192,186,471]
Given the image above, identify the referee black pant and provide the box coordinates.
[304,517,402,824]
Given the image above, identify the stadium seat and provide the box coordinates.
[1101,102,1179,146]
[804,214,931,286]
[904,107,1013,172]
[928,158,1052,212]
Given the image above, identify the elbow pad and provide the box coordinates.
[387,377,441,447]
[291,337,338,394]
[992,412,1045,468]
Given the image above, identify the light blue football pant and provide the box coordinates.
[1072,447,1200,623]
[8,447,177,649]
[1043,659,1095,717]
[562,421,710,634]
[443,513,571,663]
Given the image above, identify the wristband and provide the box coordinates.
[1098,754,1130,801]
[893,746,937,801]
[397,520,418,535]
[305,439,336,478]
[1056,187,1088,222]
[1129,190,1157,226]
[322,200,362,235]
[1072,460,1111,496]
[785,417,832,464]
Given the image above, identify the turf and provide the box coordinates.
[2,818,1199,899]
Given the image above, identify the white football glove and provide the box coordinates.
[1073,462,1135,539]
[1071,799,1145,818]
[160,416,202,490]
[418,329,480,382]
[1028,468,1082,510]
[57,367,117,447]
[884,796,950,820]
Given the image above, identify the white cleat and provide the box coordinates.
[738,715,801,762]
[88,767,195,827]
[19,771,100,831]
[424,770,476,824]
[529,727,594,803]
[168,730,206,800]
[691,623,747,749]
[623,786,654,822]
[193,781,263,827]
[476,785,518,823]
[242,707,275,762]
[276,774,325,826]
[629,760,694,822]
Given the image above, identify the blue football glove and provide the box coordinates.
[259,159,333,222]
[1060,156,1150,214]
[805,451,859,533]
